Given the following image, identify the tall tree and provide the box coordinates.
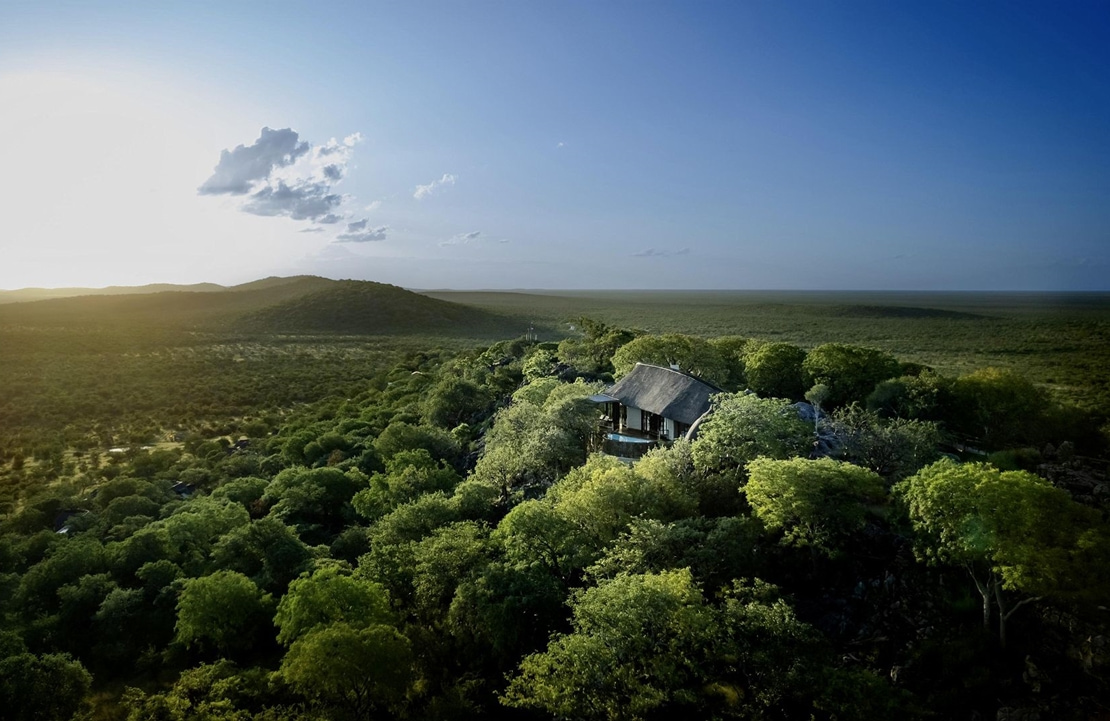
[691,392,811,488]
[802,343,900,409]
[744,457,887,558]
[174,570,272,656]
[895,459,1107,646]
[742,342,808,399]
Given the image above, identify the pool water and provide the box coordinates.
[606,432,656,444]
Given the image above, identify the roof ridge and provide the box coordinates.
[631,362,723,392]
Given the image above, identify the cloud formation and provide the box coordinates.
[199,128,361,225]
[335,219,388,243]
[633,247,690,258]
[439,230,483,246]
[439,230,510,248]
[198,127,309,195]
[414,173,456,200]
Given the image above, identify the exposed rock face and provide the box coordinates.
[792,402,839,457]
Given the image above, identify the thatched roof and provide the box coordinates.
[603,363,721,425]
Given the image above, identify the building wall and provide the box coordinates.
[624,405,643,431]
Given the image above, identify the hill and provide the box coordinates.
[0,276,520,337]
[0,281,227,304]
[236,280,520,336]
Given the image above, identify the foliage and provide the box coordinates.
[802,343,900,409]
[744,457,887,557]
[895,459,1108,644]
[611,333,733,388]
[174,570,272,656]
[585,516,765,592]
[0,652,92,721]
[274,564,393,646]
[351,449,461,522]
[1,292,1107,718]
[742,341,807,399]
[279,622,414,720]
[263,466,366,541]
[691,392,811,486]
[827,405,943,481]
[121,660,282,721]
[502,571,828,720]
[949,367,1051,448]
[210,516,315,593]
[866,370,954,422]
[469,379,602,503]
[556,317,639,375]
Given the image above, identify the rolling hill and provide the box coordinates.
[0,276,522,337]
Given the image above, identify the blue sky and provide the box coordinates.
[1,1,1107,290]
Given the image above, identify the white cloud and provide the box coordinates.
[198,127,308,195]
[414,173,456,200]
[364,200,382,212]
[440,230,510,247]
[439,230,483,247]
[335,219,388,243]
[633,247,690,258]
[199,127,363,225]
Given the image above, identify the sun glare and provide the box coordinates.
[0,71,301,289]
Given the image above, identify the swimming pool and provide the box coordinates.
[606,432,655,444]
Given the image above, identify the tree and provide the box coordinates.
[556,318,639,375]
[502,571,826,720]
[522,346,560,381]
[210,517,315,593]
[895,459,1107,646]
[359,493,460,607]
[470,379,602,504]
[372,421,462,469]
[804,383,829,436]
[421,376,493,429]
[611,334,732,388]
[0,652,91,721]
[547,454,698,546]
[411,521,493,622]
[263,466,366,540]
[744,457,887,558]
[274,564,393,646]
[121,659,275,721]
[708,336,756,390]
[950,367,1050,448]
[585,516,765,593]
[490,453,699,597]
[351,448,460,522]
[494,499,593,584]
[17,536,108,616]
[827,405,942,481]
[690,392,811,488]
[280,622,413,720]
[447,561,566,666]
[866,370,953,422]
[802,343,900,409]
[502,569,713,720]
[742,342,807,399]
[174,570,272,656]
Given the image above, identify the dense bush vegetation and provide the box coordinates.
[0,288,1107,719]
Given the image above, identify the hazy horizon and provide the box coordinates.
[2,1,1108,292]
[5,275,1110,298]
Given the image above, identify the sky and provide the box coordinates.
[0,1,1107,291]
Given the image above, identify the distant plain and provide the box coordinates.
[2,280,1108,453]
